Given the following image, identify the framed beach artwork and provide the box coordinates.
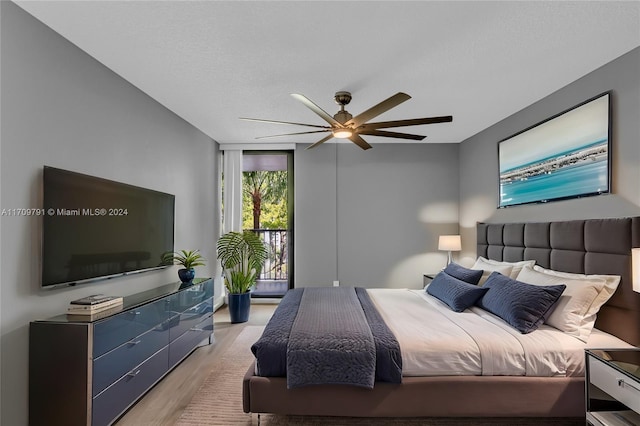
[498,91,611,208]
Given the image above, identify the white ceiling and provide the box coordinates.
[14,1,640,147]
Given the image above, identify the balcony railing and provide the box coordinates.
[246,229,288,281]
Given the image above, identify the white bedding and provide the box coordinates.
[368,288,632,377]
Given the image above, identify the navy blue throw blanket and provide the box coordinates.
[250,287,402,389]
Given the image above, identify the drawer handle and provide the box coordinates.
[127,340,142,346]
[127,369,141,378]
[190,327,203,332]
[618,378,640,393]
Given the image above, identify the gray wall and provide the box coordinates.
[294,143,339,286]
[0,3,218,425]
[295,143,459,289]
[459,47,640,266]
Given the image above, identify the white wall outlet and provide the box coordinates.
[333,280,339,287]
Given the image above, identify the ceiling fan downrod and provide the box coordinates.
[333,91,353,124]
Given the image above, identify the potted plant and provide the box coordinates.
[163,249,206,284]
[216,231,268,323]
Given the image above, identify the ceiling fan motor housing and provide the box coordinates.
[334,110,353,124]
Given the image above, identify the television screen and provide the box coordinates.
[42,166,175,288]
[498,92,611,208]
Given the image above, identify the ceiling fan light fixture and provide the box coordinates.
[332,128,353,139]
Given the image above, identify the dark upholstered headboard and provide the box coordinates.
[477,217,640,347]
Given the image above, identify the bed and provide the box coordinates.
[242,217,640,418]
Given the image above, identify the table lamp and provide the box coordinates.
[439,235,461,266]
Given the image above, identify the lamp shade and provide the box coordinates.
[438,235,461,252]
[633,248,640,293]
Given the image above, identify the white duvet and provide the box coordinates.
[368,289,632,377]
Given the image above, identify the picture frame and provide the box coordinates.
[498,91,611,208]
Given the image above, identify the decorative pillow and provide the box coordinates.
[427,272,489,313]
[471,257,514,286]
[527,265,620,341]
[477,272,566,334]
[444,262,483,285]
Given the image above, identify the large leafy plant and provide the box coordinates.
[216,231,268,294]
[162,249,206,269]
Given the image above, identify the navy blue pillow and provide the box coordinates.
[477,272,566,334]
[427,272,488,312]
[444,262,483,285]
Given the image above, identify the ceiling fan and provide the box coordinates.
[240,91,453,150]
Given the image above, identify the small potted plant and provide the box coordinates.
[163,249,206,284]
[216,231,267,323]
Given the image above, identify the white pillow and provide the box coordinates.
[477,256,536,278]
[471,257,514,286]
[516,265,618,341]
[531,265,620,335]
[471,256,535,285]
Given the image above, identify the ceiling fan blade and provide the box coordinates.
[361,116,453,130]
[240,117,330,129]
[349,134,373,150]
[256,130,330,140]
[291,94,341,127]
[346,92,411,128]
[359,129,425,141]
[305,134,335,150]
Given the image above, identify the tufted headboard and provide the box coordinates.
[477,217,640,347]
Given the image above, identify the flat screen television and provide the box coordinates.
[42,166,175,288]
[498,91,611,208]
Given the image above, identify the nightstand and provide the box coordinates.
[585,349,640,426]
[423,274,436,288]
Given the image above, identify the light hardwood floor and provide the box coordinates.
[115,303,278,425]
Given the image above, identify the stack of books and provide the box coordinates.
[67,294,123,316]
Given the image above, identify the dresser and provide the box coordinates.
[585,348,640,426]
[29,278,214,426]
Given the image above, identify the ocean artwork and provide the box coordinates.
[498,93,610,208]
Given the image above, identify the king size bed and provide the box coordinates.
[242,217,640,418]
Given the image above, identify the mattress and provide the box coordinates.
[368,288,632,377]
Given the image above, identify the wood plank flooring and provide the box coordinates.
[115,303,278,425]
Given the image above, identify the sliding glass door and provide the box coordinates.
[242,151,294,297]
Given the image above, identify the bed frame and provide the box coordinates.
[243,216,640,417]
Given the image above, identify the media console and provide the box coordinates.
[29,278,214,426]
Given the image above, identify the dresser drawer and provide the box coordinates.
[589,356,640,413]
[168,297,213,342]
[92,325,170,395]
[93,297,173,357]
[169,314,213,367]
[92,346,169,426]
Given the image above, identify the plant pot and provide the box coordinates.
[178,268,195,283]
[228,292,251,323]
